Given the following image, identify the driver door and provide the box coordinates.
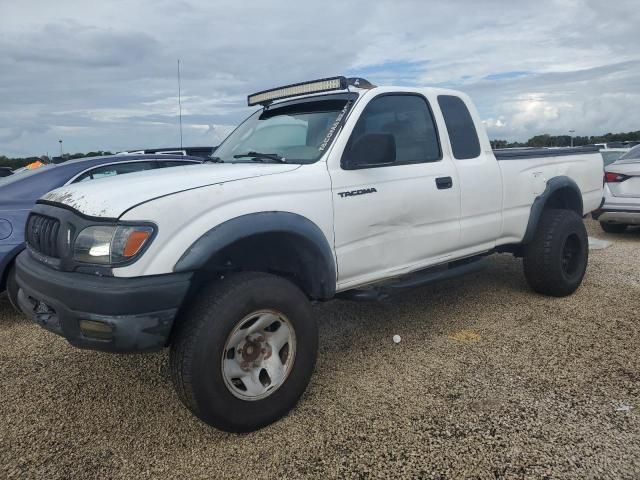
[329,93,461,290]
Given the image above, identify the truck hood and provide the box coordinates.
[41,163,300,219]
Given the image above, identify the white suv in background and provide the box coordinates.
[594,145,640,233]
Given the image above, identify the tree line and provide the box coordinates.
[490,131,640,149]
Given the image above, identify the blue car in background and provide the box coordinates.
[1,154,202,309]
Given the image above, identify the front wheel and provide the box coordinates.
[170,272,318,432]
[523,209,588,297]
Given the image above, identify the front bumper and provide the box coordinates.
[15,250,193,353]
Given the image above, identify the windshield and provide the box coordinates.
[214,98,351,164]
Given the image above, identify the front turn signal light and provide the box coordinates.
[123,230,152,257]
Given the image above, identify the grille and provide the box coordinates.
[26,214,61,258]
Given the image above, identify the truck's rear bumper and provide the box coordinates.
[15,250,193,353]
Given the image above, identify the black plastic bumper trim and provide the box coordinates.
[15,250,193,353]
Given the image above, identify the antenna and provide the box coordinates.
[177,59,183,149]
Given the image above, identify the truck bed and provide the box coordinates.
[494,145,603,246]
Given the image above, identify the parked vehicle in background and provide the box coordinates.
[1,154,201,310]
[600,148,630,167]
[593,144,640,232]
[117,146,217,160]
[0,167,13,178]
[15,76,603,433]
[11,160,47,175]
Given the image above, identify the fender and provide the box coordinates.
[522,176,583,244]
[173,212,336,299]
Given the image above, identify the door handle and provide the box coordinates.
[435,176,453,189]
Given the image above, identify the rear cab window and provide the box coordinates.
[438,95,481,160]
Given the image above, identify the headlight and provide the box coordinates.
[74,225,154,265]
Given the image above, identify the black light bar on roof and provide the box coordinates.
[247,76,348,107]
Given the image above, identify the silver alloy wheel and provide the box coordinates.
[221,309,297,401]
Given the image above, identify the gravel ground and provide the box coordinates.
[1,219,639,479]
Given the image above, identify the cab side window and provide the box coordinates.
[342,94,441,169]
[437,95,481,160]
[73,161,156,183]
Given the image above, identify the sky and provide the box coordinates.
[1,0,639,157]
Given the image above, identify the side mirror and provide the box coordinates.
[343,133,396,169]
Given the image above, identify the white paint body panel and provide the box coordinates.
[40,86,604,292]
[42,163,300,218]
[446,93,503,253]
[116,162,335,278]
[327,88,462,289]
[497,153,603,245]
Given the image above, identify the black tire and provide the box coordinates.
[523,209,588,297]
[6,264,20,313]
[600,222,627,234]
[170,272,317,432]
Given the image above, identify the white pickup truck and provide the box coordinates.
[15,76,603,432]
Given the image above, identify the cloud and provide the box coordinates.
[8,24,160,68]
[464,61,640,139]
[0,0,639,155]
[483,72,531,81]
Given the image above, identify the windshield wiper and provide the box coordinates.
[233,151,286,163]
[206,156,224,163]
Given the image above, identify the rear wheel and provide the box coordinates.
[6,265,20,312]
[523,209,588,297]
[170,272,317,432]
[600,222,627,234]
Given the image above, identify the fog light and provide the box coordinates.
[79,320,113,340]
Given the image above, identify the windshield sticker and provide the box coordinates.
[318,102,352,152]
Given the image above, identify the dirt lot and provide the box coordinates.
[1,219,639,479]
